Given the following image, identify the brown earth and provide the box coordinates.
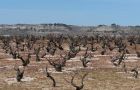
[0,42,140,90]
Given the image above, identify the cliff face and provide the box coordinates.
[0,24,139,36]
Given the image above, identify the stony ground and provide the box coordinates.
[0,44,140,90]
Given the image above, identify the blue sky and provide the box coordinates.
[0,0,139,25]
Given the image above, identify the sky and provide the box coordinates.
[0,0,139,26]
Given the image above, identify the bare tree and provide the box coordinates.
[131,67,139,78]
[45,67,56,87]
[14,66,24,82]
[34,47,41,62]
[9,46,18,59]
[136,51,140,57]
[101,48,106,55]
[46,40,57,56]
[122,61,127,73]
[17,53,31,66]
[127,36,136,46]
[46,56,67,72]
[80,47,91,67]
[111,51,127,66]
[65,72,88,90]
[134,43,140,57]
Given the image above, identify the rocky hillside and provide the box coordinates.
[0,23,140,36]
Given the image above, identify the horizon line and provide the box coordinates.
[0,23,140,27]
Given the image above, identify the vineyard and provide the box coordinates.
[0,33,140,90]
